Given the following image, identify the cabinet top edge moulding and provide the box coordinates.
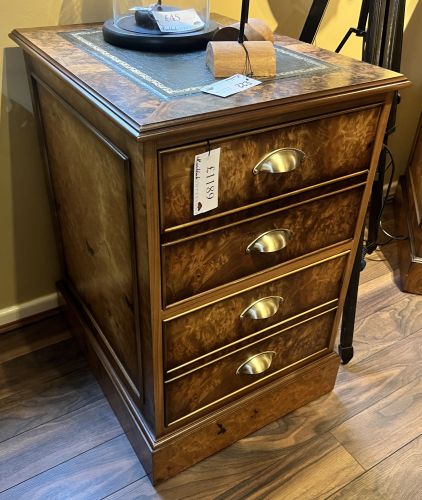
[9,14,410,141]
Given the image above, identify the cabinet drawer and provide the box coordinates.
[162,184,363,305]
[165,308,336,425]
[164,253,348,372]
[159,106,380,230]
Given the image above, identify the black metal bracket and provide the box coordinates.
[335,28,367,53]
[339,233,367,364]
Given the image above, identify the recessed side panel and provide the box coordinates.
[37,83,141,393]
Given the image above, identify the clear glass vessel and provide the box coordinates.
[112,0,210,35]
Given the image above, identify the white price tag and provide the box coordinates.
[193,148,221,216]
[202,74,262,98]
[152,9,205,33]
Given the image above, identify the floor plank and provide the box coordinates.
[0,314,71,365]
[0,368,102,443]
[354,271,404,322]
[218,434,363,500]
[330,434,422,499]
[105,478,156,500]
[0,399,123,493]
[351,294,422,363]
[336,329,422,411]
[0,339,85,401]
[0,435,145,500]
[331,373,422,469]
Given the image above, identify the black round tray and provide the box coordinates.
[102,18,219,52]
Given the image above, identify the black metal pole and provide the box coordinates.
[300,0,330,44]
[363,0,388,65]
[339,230,365,364]
[340,0,406,364]
[357,0,371,31]
[238,0,250,43]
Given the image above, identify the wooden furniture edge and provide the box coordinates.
[9,29,411,141]
[396,176,422,294]
[407,113,422,227]
[9,29,141,138]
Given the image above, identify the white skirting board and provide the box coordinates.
[0,293,59,327]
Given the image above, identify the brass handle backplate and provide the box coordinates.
[253,148,305,175]
[246,229,292,254]
[236,351,276,375]
[240,296,284,320]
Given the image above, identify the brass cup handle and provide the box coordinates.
[246,229,292,254]
[236,351,276,375]
[253,148,306,175]
[240,296,284,320]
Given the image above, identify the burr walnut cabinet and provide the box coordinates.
[10,18,409,484]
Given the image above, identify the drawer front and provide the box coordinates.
[163,185,363,305]
[165,309,336,425]
[164,253,348,372]
[159,106,380,229]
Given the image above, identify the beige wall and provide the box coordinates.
[1,1,421,310]
[0,1,112,309]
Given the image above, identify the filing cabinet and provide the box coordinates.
[11,18,409,484]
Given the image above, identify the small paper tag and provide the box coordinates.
[202,74,262,98]
[152,9,204,33]
[193,148,221,216]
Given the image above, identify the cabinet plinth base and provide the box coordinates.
[59,281,340,485]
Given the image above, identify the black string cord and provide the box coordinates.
[241,43,254,77]
[365,143,408,247]
[238,0,253,77]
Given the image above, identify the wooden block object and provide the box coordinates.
[213,18,275,43]
[206,41,276,78]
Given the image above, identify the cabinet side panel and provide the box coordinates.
[37,84,140,388]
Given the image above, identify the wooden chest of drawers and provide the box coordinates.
[11,19,409,484]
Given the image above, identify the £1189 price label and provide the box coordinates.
[193,148,221,216]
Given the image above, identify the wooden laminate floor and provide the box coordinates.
[1,214,422,499]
